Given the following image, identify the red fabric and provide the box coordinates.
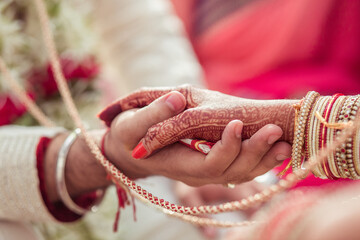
[173,0,360,98]
[180,139,214,154]
[0,94,28,126]
[172,0,360,188]
[36,137,98,222]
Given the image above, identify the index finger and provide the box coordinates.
[98,85,191,126]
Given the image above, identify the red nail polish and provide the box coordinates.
[132,142,148,159]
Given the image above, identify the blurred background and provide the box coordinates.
[1,0,359,239]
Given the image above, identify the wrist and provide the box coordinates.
[267,99,297,143]
[237,99,297,144]
[44,130,110,202]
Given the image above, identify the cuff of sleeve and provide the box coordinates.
[36,136,100,222]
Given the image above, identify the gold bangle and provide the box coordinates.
[327,96,345,178]
[309,96,328,178]
[316,96,331,178]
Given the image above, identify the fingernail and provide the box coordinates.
[276,154,289,161]
[132,142,148,159]
[267,135,280,145]
[235,123,243,139]
[165,93,184,112]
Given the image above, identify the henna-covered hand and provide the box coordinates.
[104,91,291,186]
[99,85,297,158]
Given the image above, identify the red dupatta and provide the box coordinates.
[172,0,360,98]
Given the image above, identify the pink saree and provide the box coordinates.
[172,0,360,187]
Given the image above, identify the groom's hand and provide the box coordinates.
[103,91,291,186]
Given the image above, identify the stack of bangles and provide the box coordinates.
[291,91,360,180]
[183,91,360,180]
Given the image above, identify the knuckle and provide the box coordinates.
[144,126,164,144]
[203,165,224,178]
[177,84,193,99]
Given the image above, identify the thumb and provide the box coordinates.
[98,88,175,127]
[128,91,186,158]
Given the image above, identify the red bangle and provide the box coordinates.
[320,94,342,179]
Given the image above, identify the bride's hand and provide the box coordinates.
[103,91,291,186]
[99,85,296,158]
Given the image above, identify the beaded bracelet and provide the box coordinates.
[291,91,320,175]
[335,97,355,178]
[346,96,360,179]
[353,98,360,176]
[337,96,360,179]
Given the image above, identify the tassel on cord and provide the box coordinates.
[315,111,349,130]
[113,184,128,232]
[277,160,292,177]
[107,175,137,232]
[277,101,302,177]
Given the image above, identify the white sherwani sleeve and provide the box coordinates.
[92,0,204,94]
[0,126,64,222]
